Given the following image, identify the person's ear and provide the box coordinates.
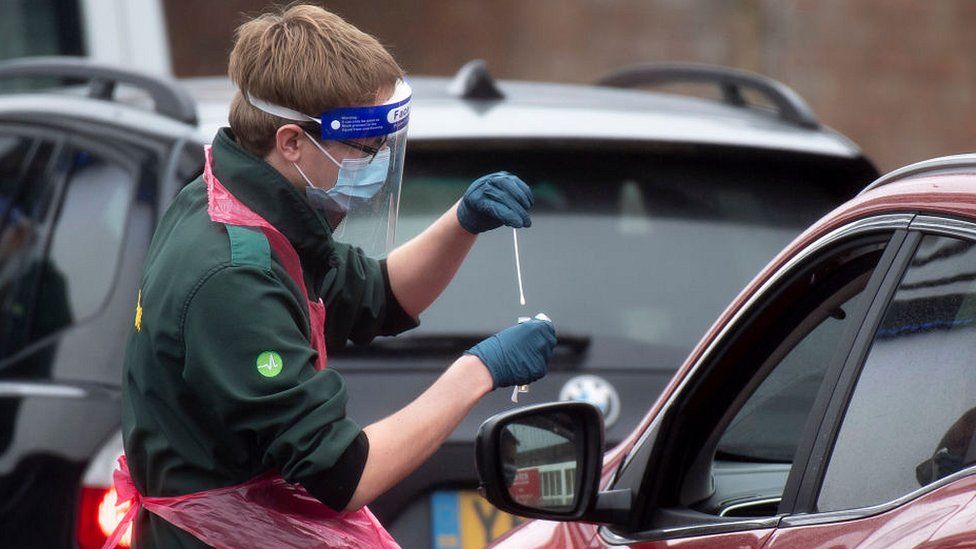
[274,124,306,163]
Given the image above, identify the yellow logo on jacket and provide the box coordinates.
[134,290,143,332]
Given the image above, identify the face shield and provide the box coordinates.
[246,81,411,258]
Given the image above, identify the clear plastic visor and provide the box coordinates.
[244,81,412,257]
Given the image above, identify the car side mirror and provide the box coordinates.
[475,401,632,525]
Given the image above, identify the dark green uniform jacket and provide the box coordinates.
[121,128,418,548]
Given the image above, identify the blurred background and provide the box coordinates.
[2,0,974,171]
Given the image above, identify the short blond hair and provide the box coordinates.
[228,4,403,156]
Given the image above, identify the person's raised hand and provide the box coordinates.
[456,172,534,234]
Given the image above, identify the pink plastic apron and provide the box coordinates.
[102,146,398,548]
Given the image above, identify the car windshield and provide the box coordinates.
[379,142,866,370]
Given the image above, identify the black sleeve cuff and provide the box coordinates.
[378,258,421,336]
[298,432,369,511]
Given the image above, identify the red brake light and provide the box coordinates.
[77,486,131,549]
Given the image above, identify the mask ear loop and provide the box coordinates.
[292,162,319,190]
[302,131,342,168]
[293,132,342,192]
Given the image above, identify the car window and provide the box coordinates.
[0,136,57,356]
[0,1,84,83]
[684,240,886,518]
[716,290,865,465]
[818,234,976,512]
[620,235,891,528]
[0,143,135,358]
[0,135,34,191]
[394,145,864,372]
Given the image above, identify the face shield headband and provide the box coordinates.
[244,80,411,141]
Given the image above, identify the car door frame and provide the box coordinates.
[598,213,918,545]
[781,213,976,529]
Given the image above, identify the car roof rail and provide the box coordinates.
[858,153,976,196]
[448,59,504,100]
[0,56,198,126]
[596,62,819,129]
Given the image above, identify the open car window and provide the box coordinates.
[716,286,867,465]
[694,239,886,518]
[625,231,899,535]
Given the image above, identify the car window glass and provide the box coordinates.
[0,1,84,89]
[0,145,135,357]
[0,135,33,194]
[819,234,976,512]
[44,149,135,324]
[0,137,56,355]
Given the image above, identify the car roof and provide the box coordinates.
[0,57,867,161]
[0,94,200,143]
[857,153,976,196]
[182,74,864,159]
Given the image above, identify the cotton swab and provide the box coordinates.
[513,228,526,306]
[512,228,529,402]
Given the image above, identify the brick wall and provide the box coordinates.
[163,0,976,171]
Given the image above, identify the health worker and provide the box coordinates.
[110,5,556,548]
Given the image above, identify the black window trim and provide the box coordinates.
[783,214,976,527]
[599,213,915,545]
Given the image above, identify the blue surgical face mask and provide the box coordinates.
[293,132,390,228]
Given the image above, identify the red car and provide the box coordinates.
[476,154,976,548]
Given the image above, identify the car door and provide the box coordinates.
[0,119,180,546]
[586,215,914,548]
[766,216,976,547]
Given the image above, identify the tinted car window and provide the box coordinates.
[0,135,33,190]
[0,144,134,357]
[819,235,976,512]
[0,136,57,355]
[0,1,84,74]
[396,145,863,370]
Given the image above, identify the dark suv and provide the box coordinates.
[0,57,876,548]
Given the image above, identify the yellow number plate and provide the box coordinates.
[431,490,526,548]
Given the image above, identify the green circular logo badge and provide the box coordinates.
[256,351,283,378]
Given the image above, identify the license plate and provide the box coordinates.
[431,490,526,549]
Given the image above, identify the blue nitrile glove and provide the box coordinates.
[456,171,534,234]
[465,317,557,389]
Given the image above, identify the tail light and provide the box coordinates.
[77,431,130,548]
